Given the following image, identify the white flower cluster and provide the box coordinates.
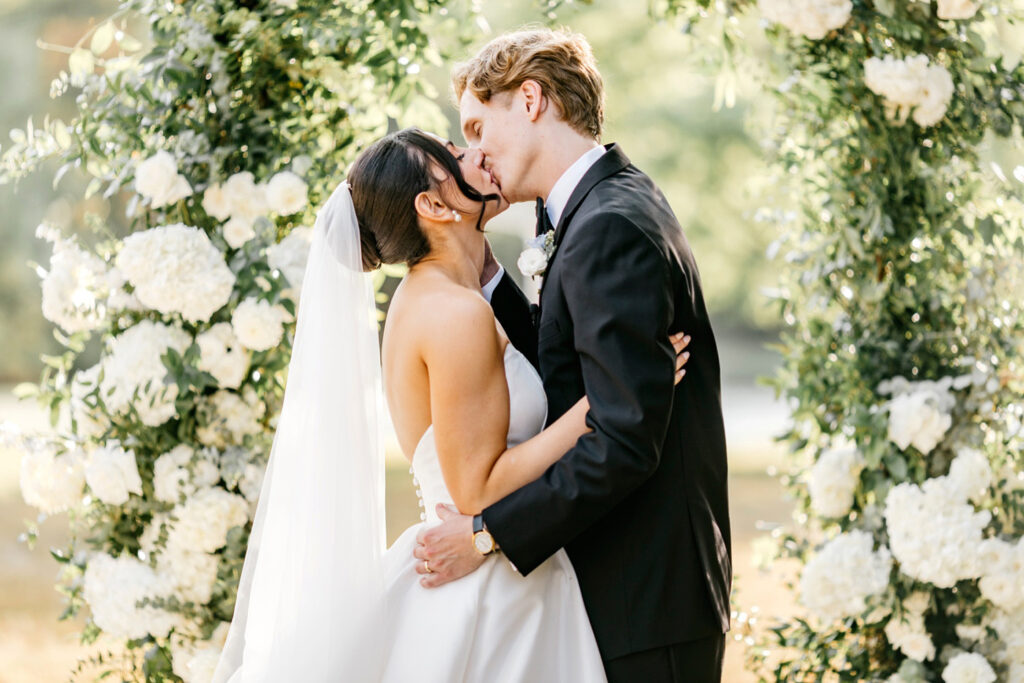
[267,225,313,300]
[36,227,109,334]
[170,621,231,683]
[757,0,852,40]
[231,297,291,352]
[879,376,956,455]
[912,0,981,20]
[984,609,1024,683]
[864,54,955,128]
[219,446,266,512]
[98,320,192,426]
[799,530,892,623]
[808,447,864,518]
[84,440,143,506]
[518,230,555,279]
[19,444,85,514]
[135,151,193,208]
[204,170,308,248]
[152,444,220,503]
[885,591,936,662]
[977,536,1024,612]
[942,652,996,683]
[196,322,250,389]
[83,552,183,639]
[196,387,266,449]
[883,450,993,587]
[116,223,235,323]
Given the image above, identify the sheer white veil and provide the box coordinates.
[212,181,388,682]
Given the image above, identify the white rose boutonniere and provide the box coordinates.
[518,230,556,281]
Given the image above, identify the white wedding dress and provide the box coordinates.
[379,341,608,683]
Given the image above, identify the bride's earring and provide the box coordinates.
[452,210,462,223]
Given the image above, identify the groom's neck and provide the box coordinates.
[535,130,602,200]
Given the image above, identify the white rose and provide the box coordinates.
[202,183,233,221]
[222,172,267,224]
[883,378,955,455]
[912,64,954,127]
[517,247,548,278]
[116,224,236,323]
[135,151,192,208]
[196,322,250,389]
[167,486,249,553]
[20,445,86,514]
[758,0,852,40]
[937,0,980,20]
[267,226,313,299]
[223,216,256,249]
[83,552,181,639]
[265,171,308,215]
[84,441,143,505]
[942,652,996,683]
[808,447,864,517]
[865,55,928,108]
[946,449,992,502]
[231,297,288,351]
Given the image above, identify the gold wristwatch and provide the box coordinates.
[472,514,498,556]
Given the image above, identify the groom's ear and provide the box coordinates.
[519,80,547,123]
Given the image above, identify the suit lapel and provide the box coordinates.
[539,143,631,299]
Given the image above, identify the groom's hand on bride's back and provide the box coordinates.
[414,504,485,588]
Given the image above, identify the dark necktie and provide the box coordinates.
[535,197,554,238]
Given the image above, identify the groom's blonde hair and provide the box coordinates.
[452,28,604,140]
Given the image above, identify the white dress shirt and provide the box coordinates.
[482,145,607,303]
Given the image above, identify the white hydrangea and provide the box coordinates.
[153,444,221,503]
[231,297,290,351]
[808,447,864,518]
[942,652,996,683]
[102,265,145,313]
[167,485,250,554]
[946,449,992,502]
[196,388,266,448]
[267,226,313,299]
[116,224,235,323]
[84,441,143,505]
[879,376,955,455]
[19,444,85,514]
[99,320,192,426]
[886,611,936,662]
[82,552,181,639]
[135,151,192,208]
[265,170,308,215]
[799,530,892,623]
[196,322,250,389]
[883,469,991,587]
[38,235,109,333]
[758,0,852,40]
[222,216,257,249]
[864,55,955,128]
[204,172,268,248]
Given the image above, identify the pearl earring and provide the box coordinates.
[452,211,462,223]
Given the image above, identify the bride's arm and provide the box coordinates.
[425,292,690,516]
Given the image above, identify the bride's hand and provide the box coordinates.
[671,331,691,385]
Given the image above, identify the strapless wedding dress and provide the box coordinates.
[380,342,607,682]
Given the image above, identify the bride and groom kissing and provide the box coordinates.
[213,27,731,683]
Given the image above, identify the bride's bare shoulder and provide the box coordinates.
[390,271,499,359]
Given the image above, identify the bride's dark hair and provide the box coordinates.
[348,128,500,271]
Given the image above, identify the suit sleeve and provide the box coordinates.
[489,270,538,369]
[482,214,677,575]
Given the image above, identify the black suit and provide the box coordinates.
[484,144,732,682]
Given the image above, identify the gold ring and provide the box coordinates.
[423,560,433,574]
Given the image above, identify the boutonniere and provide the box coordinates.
[517,229,556,281]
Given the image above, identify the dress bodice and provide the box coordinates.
[409,342,548,523]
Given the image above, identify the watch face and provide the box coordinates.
[473,532,494,555]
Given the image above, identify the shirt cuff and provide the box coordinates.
[481,265,505,303]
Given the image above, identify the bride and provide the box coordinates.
[212,128,689,682]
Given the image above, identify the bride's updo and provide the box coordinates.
[348,128,497,272]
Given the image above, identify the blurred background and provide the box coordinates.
[0,1,796,680]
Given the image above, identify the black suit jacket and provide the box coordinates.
[484,144,732,660]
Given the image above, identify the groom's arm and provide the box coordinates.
[482,213,677,576]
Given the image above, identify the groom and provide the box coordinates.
[415,29,732,682]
